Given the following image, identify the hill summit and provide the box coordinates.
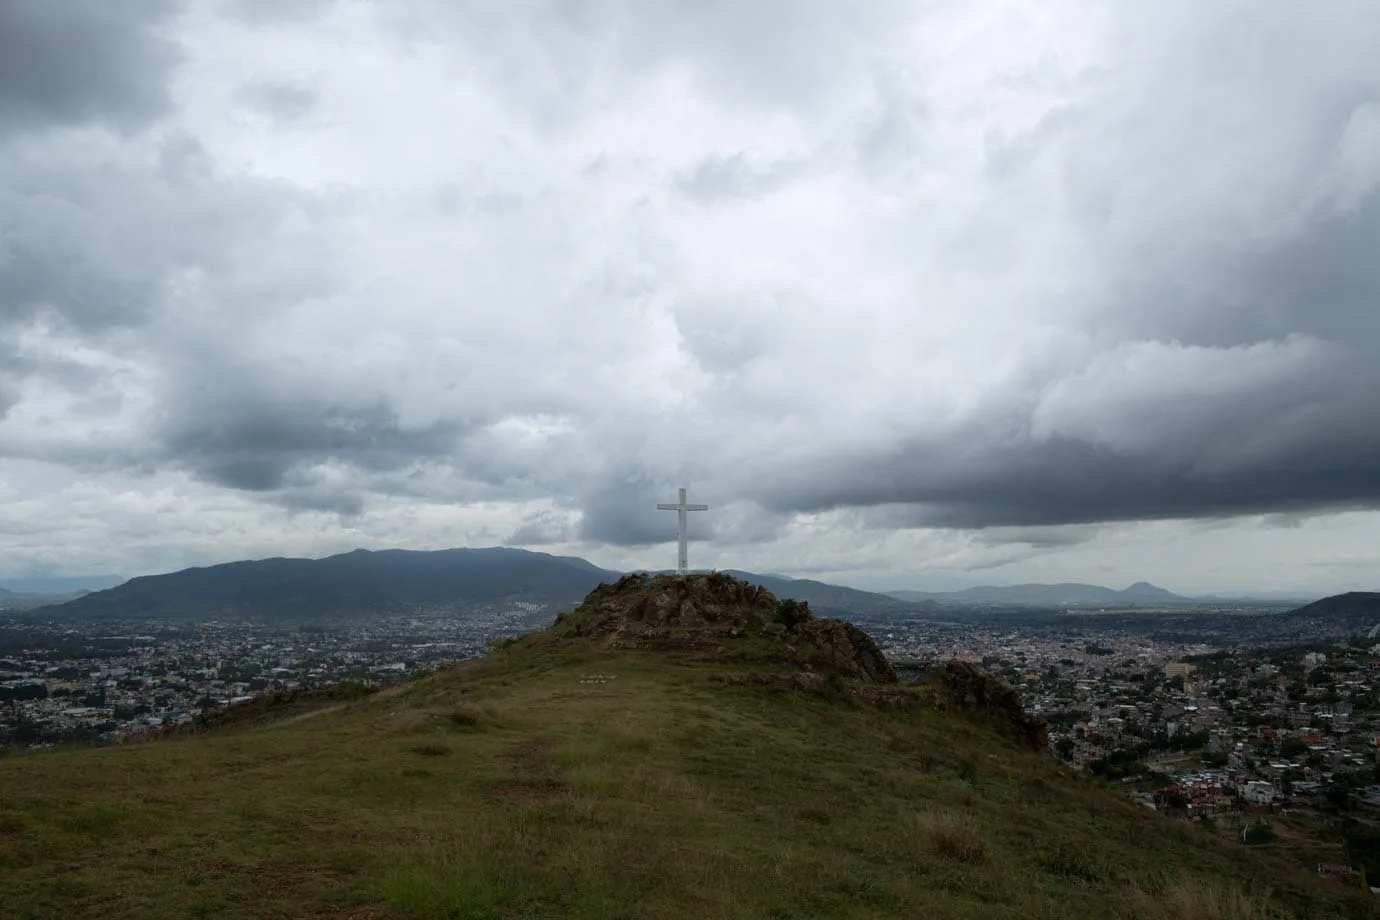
[543,571,1050,750]
[551,571,897,682]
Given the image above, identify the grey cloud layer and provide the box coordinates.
[1,0,1379,557]
[0,0,180,137]
[236,81,318,122]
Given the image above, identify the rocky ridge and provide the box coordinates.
[552,571,897,682]
[549,571,1051,751]
[935,659,1050,750]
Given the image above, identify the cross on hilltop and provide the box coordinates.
[656,487,708,575]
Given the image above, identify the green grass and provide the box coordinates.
[0,633,1372,919]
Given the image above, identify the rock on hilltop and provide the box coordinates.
[936,659,1049,750]
[552,571,897,683]
[545,571,1054,750]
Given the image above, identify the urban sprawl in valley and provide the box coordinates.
[5,589,1380,879]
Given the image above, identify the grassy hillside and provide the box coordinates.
[0,627,1373,918]
[1286,592,1380,628]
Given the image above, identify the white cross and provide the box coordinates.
[656,487,708,575]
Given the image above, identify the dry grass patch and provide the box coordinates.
[1136,878,1291,920]
[916,811,988,864]
[448,701,498,730]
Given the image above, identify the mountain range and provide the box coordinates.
[15,547,1351,623]
[31,548,612,621]
[27,548,920,622]
[886,581,1190,607]
[1280,592,1380,632]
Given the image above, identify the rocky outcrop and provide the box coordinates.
[936,660,1048,750]
[554,572,897,683]
[789,618,896,682]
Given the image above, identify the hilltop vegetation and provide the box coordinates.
[0,574,1372,919]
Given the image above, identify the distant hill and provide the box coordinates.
[887,581,1188,607]
[35,548,622,622]
[719,570,933,619]
[28,549,936,623]
[1283,591,1380,633]
[1121,581,1180,600]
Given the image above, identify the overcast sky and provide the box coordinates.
[2,0,1379,597]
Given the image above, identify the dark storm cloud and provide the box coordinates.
[0,122,490,514]
[0,120,437,508]
[0,133,342,336]
[730,20,1380,533]
[273,481,367,516]
[1232,188,1380,345]
[0,210,161,331]
[756,343,1380,528]
[506,510,575,546]
[868,438,1380,528]
[159,387,468,493]
[1071,111,1380,351]
[0,0,181,136]
[577,477,714,547]
[573,475,791,549]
